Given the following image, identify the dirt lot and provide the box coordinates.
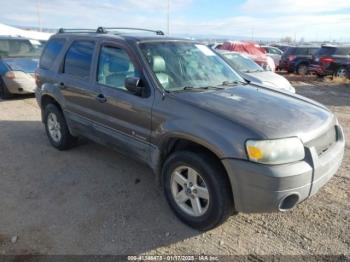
[0,78,349,256]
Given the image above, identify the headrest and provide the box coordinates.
[108,56,130,73]
[152,56,166,73]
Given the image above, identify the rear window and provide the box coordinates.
[40,38,65,69]
[63,41,95,79]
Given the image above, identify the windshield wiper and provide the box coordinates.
[173,85,225,92]
[221,80,248,86]
[245,69,263,73]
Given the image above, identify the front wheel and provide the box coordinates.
[162,151,233,231]
[44,104,77,150]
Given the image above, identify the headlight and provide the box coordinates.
[246,137,305,165]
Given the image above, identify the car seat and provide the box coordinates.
[152,55,172,89]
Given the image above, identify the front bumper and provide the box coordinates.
[222,125,345,213]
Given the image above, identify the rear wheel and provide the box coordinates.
[0,77,12,99]
[44,103,77,150]
[297,64,308,75]
[163,151,233,231]
[335,67,349,79]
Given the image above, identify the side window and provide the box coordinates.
[64,41,95,80]
[97,46,139,91]
[271,48,282,55]
[296,48,307,55]
[335,48,350,56]
[309,48,319,55]
[40,38,65,69]
[272,48,278,54]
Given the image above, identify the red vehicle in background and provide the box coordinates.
[218,41,275,71]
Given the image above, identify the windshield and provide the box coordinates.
[4,58,39,73]
[222,52,264,73]
[139,42,244,91]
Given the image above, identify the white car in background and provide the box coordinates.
[217,50,295,93]
[262,46,283,70]
[0,36,41,98]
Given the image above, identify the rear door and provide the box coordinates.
[90,41,154,163]
[58,39,102,136]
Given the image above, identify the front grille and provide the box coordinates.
[306,127,337,156]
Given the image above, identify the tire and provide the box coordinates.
[335,67,349,79]
[0,77,12,99]
[44,103,77,150]
[162,151,233,231]
[296,64,308,75]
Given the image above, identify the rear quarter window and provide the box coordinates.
[63,40,95,80]
[40,38,66,69]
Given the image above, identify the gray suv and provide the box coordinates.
[35,27,345,231]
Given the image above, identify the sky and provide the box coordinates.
[1,0,350,41]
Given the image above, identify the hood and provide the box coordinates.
[242,71,295,93]
[171,85,333,142]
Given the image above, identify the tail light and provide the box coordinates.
[5,71,15,79]
[320,57,335,64]
[288,55,296,62]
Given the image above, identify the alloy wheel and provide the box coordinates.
[336,68,348,79]
[47,112,62,143]
[170,166,210,217]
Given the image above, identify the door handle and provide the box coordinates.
[96,94,107,103]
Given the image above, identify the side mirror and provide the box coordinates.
[125,77,143,95]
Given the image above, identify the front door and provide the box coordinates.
[91,42,154,163]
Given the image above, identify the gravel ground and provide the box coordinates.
[0,80,349,256]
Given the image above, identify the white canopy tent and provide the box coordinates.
[0,23,52,41]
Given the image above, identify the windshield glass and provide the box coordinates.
[4,58,39,73]
[139,42,244,91]
[222,52,264,73]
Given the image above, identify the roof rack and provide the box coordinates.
[57,28,97,34]
[97,27,164,35]
[57,27,165,36]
